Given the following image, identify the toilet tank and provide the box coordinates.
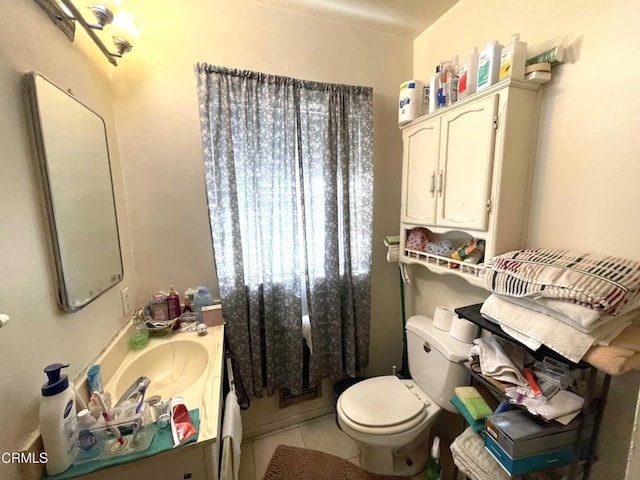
[406,315,474,413]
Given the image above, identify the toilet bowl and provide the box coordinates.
[336,314,473,476]
[337,375,440,476]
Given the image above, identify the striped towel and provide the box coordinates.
[482,248,640,315]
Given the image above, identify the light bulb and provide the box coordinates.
[86,0,123,26]
[112,11,142,55]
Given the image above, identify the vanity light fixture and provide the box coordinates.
[34,0,141,66]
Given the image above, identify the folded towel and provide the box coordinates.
[454,387,493,420]
[450,395,485,433]
[470,335,535,386]
[609,325,640,352]
[494,294,640,334]
[481,294,633,363]
[450,427,511,480]
[583,344,640,375]
[483,248,640,315]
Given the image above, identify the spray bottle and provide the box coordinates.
[426,436,442,480]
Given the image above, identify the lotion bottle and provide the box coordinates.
[458,47,479,100]
[40,363,78,475]
[499,33,527,80]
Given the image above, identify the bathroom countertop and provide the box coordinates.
[18,322,226,480]
[102,324,226,443]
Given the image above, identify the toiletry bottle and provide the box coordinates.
[183,293,193,313]
[499,33,527,80]
[477,40,503,91]
[130,312,149,349]
[151,293,168,322]
[75,409,100,461]
[193,286,214,323]
[458,47,479,100]
[428,65,443,113]
[166,286,181,320]
[40,363,78,475]
[426,436,442,480]
[443,55,459,106]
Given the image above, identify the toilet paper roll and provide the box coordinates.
[449,315,478,343]
[433,306,454,331]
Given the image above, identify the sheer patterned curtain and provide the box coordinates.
[196,64,373,397]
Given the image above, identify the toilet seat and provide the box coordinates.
[338,376,430,435]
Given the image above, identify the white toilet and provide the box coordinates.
[336,314,473,476]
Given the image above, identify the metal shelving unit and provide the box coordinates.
[454,304,611,480]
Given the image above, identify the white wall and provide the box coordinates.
[0,3,137,479]
[411,1,640,478]
[111,0,411,379]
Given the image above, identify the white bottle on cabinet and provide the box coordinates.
[477,41,503,91]
[428,66,443,113]
[458,47,479,100]
[499,33,527,80]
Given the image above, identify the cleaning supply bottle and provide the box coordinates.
[458,46,479,100]
[499,33,527,80]
[426,436,442,480]
[477,40,503,91]
[39,363,78,475]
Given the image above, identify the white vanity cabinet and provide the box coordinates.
[399,79,541,286]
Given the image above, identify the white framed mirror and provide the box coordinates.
[25,72,123,312]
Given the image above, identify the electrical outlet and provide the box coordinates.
[120,287,132,316]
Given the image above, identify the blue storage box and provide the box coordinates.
[485,432,574,476]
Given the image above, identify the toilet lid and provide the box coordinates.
[339,376,426,428]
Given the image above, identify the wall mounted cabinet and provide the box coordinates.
[399,79,541,287]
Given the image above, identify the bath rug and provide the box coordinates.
[262,445,411,480]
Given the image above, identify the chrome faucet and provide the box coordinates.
[114,376,151,407]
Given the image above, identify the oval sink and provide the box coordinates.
[114,340,209,402]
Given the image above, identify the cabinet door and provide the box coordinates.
[401,117,440,224]
[437,93,499,230]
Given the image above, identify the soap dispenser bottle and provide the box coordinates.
[130,311,149,349]
[39,363,78,475]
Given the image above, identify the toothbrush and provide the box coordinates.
[135,383,148,414]
[91,392,126,446]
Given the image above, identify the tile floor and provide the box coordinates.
[238,413,425,480]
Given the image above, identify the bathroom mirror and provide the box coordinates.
[25,72,123,312]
